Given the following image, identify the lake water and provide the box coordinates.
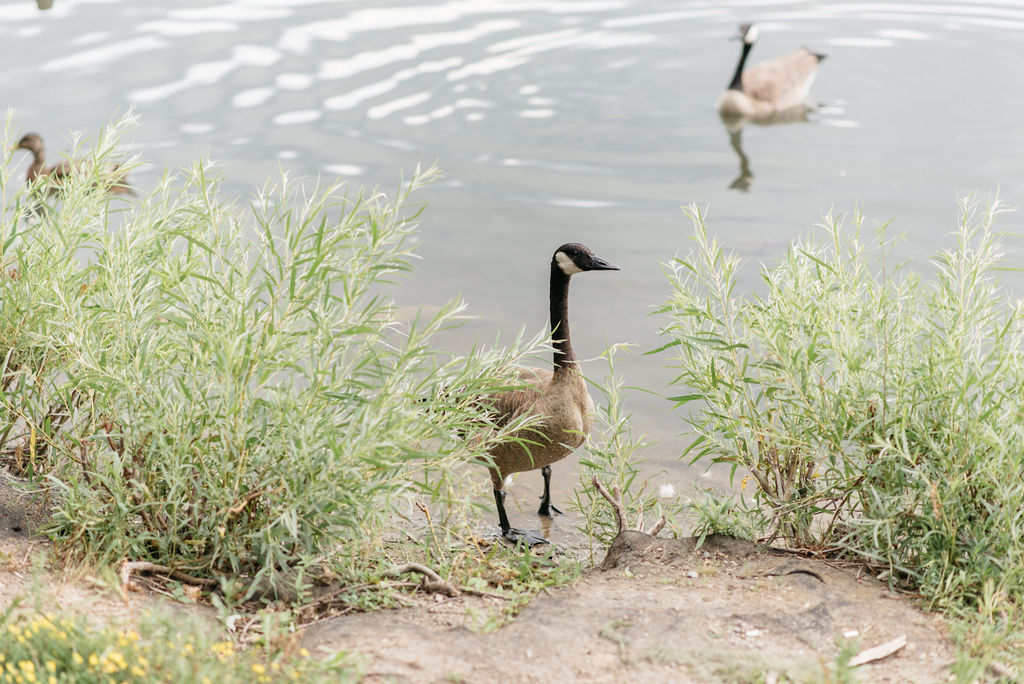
[3,0,1024,517]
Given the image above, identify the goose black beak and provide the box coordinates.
[589,255,620,271]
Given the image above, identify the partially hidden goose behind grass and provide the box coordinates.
[717,23,826,120]
[484,243,618,546]
[13,132,133,195]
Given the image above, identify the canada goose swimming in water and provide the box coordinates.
[485,243,618,546]
[13,133,132,195]
[717,23,826,119]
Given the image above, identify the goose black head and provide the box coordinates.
[14,133,44,153]
[552,243,619,276]
[738,23,759,45]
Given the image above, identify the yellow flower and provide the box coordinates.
[125,630,139,642]
[740,476,749,492]
[251,664,266,675]
[130,666,145,677]
[136,656,148,669]
[72,653,84,666]
[299,648,310,657]
[210,641,235,660]
[88,653,99,667]
[48,678,56,684]
[44,664,54,675]
[101,651,127,674]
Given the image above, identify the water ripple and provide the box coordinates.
[272,109,322,125]
[276,73,313,89]
[367,92,432,120]
[317,20,518,80]
[43,36,166,72]
[130,44,281,102]
[233,88,275,108]
[138,19,238,37]
[323,57,464,111]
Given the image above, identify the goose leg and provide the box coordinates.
[493,488,548,546]
[537,465,564,517]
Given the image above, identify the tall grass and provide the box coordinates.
[0,116,542,590]
[660,199,1024,610]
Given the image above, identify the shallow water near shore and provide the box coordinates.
[3,0,1024,521]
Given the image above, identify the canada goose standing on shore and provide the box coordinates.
[13,133,132,195]
[486,243,618,546]
[717,23,826,119]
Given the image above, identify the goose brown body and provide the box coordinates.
[14,133,132,195]
[484,242,618,545]
[485,365,594,489]
[717,24,825,119]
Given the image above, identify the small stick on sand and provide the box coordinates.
[118,560,218,590]
[848,635,908,667]
[383,563,461,597]
[591,476,666,537]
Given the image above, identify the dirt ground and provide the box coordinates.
[300,533,955,683]
[0,480,957,684]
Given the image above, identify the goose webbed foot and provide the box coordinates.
[493,487,550,547]
[502,527,550,547]
[537,500,564,517]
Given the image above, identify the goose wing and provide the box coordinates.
[742,48,822,106]
[489,367,552,427]
[42,159,76,180]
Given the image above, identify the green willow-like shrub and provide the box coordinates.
[661,199,1024,608]
[0,116,542,585]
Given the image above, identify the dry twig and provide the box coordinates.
[118,560,218,590]
[591,476,666,537]
[383,562,460,597]
[988,661,1016,679]
[848,635,907,667]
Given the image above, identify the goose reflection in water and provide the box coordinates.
[720,107,814,192]
[716,22,826,191]
[36,0,53,9]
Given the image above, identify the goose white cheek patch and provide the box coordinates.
[555,251,583,275]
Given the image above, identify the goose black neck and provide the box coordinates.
[728,42,753,91]
[549,264,576,370]
[26,149,46,181]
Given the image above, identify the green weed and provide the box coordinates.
[660,199,1024,617]
[0,114,546,597]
